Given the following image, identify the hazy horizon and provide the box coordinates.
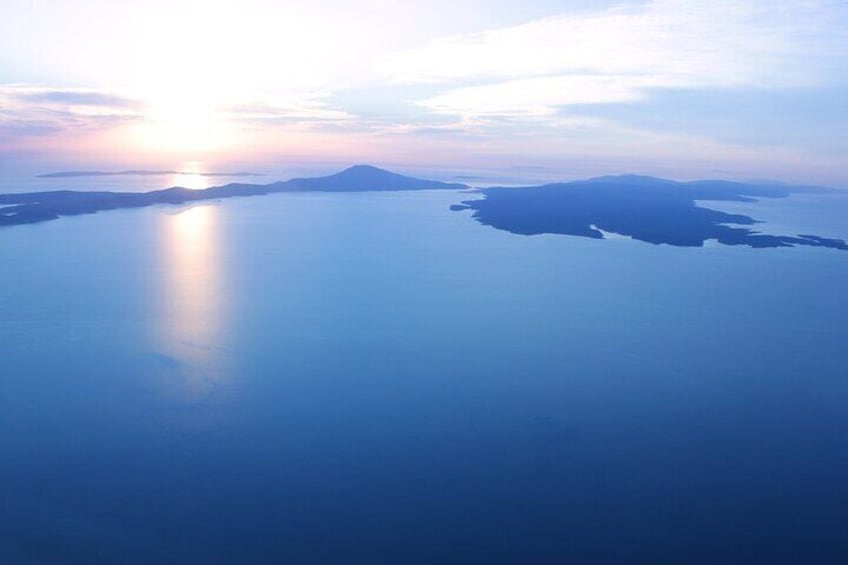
[2,0,847,187]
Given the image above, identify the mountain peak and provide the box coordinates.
[339,164,389,174]
[332,164,405,180]
[284,165,467,192]
[584,174,675,185]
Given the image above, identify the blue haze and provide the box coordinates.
[1,190,848,563]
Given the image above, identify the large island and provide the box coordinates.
[2,165,846,250]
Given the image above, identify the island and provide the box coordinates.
[2,166,846,251]
[0,165,467,226]
[452,175,848,250]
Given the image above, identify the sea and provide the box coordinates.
[1,179,847,563]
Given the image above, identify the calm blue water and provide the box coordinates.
[2,190,847,564]
[0,170,255,194]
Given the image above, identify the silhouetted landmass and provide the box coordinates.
[282,165,467,192]
[0,165,467,227]
[5,167,846,250]
[453,175,847,250]
[38,170,265,178]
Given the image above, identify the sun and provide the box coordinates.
[131,91,235,153]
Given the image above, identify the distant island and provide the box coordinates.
[2,165,846,250]
[38,170,266,178]
[1,165,466,226]
[453,175,847,250]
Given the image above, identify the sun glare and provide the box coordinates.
[158,203,229,399]
[172,161,210,190]
[173,204,214,240]
[132,93,234,153]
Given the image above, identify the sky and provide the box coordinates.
[1,0,847,184]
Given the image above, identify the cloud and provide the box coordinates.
[379,0,848,118]
[0,119,63,137]
[11,89,140,109]
[419,75,660,118]
[224,97,352,126]
[0,85,142,138]
[0,85,356,152]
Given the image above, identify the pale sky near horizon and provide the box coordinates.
[1,0,846,184]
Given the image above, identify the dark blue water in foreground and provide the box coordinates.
[2,190,847,563]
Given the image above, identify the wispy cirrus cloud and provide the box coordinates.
[379,0,848,118]
[8,89,140,109]
[419,75,659,118]
[0,85,143,140]
[224,96,352,127]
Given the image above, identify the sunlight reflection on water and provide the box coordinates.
[156,204,230,400]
